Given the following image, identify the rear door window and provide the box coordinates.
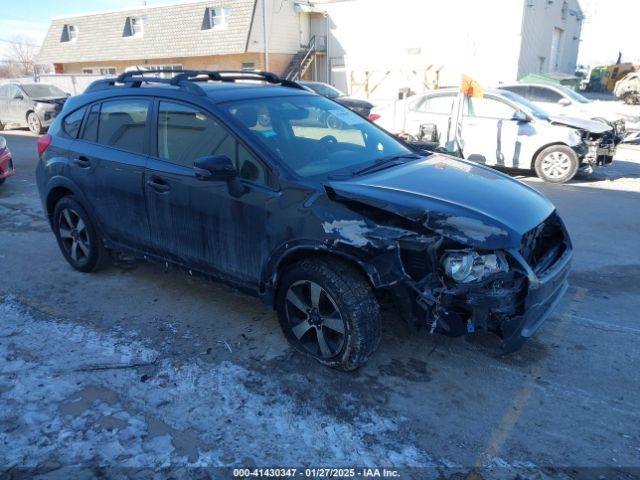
[97,99,149,154]
[63,107,87,138]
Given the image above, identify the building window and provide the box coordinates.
[538,56,546,73]
[203,7,231,30]
[241,62,256,71]
[124,17,144,37]
[139,65,183,78]
[82,67,117,75]
[61,25,78,42]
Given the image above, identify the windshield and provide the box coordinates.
[222,95,412,179]
[20,84,67,98]
[500,90,551,120]
[303,82,344,99]
[557,85,590,104]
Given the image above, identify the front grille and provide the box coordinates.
[520,212,566,274]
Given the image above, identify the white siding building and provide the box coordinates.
[315,0,583,100]
[36,0,583,101]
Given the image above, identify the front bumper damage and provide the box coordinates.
[394,212,572,353]
[574,130,620,172]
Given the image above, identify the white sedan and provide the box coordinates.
[373,88,616,183]
[498,82,640,143]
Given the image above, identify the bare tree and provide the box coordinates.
[0,35,38,78]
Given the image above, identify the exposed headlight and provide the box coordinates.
[442,251,509,283]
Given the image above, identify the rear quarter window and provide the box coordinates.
[62,107,86,138]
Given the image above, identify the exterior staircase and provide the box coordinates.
[282,36,322,81]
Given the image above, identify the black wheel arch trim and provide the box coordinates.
[44,176,100,229]
[261,239,382,307]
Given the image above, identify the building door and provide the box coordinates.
[550,28,564,72]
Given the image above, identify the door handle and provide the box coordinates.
[73,156,91,168]
[146,178,171,193]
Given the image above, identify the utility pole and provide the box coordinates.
[262,0,269,71]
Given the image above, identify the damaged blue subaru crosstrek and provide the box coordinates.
[36,70,572,371]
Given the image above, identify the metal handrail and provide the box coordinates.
[286,36,317,81]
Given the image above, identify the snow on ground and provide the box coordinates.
[0,295,434,470]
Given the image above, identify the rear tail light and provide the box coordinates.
[37,134,52,158]
[368,113,381,122]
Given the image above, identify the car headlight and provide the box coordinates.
[442,251,509,283]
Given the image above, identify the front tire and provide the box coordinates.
[534,145,579,183]
[27,112,45,135]
[276,258,380,371]
[53,196,109,272]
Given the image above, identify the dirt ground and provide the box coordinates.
[1,130,639,479]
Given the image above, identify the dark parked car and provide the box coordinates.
[0,83,68,134]
[0,136,14,185]
[36,70,572,370]
[299,81,375,120]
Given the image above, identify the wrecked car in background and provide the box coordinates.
[614,71,640,106]
[374,88,618,183]
[36,70,572,371]
[499,82,640,143]
[0,83,69,134]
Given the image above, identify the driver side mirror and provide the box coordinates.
[194,155,237,181]
[558,98,571,106]
[512,111,530,122]
[194,154,247,197]
[13,93,23,100]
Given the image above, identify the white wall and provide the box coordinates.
[247,0,305,54]
[518,0,583,78]
[321,0,525,100]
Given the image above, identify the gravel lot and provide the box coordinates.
[1,130,639,479]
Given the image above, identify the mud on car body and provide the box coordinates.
[35,70,572,371]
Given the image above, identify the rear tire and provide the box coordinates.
[534,145,579,183]
[276,258,380,371]
[53,196,110,272]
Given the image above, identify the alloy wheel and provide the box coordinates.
[27,114,40,134]
[541,151,571,179]
[58,208,91,263]
[284,280,346,359]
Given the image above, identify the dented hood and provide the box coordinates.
[327,155,555,249]
[548,115,611,134]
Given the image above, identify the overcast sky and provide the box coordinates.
[0,0,638,67]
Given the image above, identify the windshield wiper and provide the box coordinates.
[351,154,421,176]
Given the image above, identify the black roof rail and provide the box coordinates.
[86,69,305,95]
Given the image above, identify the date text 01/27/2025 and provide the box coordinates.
[232,468,401,478]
